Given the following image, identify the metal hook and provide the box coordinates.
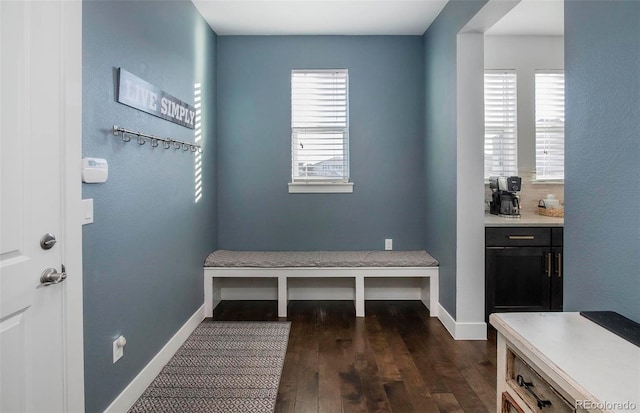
[112,125,199,154]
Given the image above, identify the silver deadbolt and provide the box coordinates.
[39,265,67,287]
[40,233,57,250]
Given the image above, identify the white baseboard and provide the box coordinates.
[437,303,487,340]
[104,305,205,413]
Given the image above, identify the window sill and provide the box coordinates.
[531,180,564,185]
[288,182,354,194]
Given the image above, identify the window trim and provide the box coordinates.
[534,69,565,182]
[289,69,351,193]
[484,69,518,180]
[288,182,354,194]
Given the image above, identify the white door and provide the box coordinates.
[1,1,83,412]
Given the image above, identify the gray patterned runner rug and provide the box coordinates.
[128,321,291,413]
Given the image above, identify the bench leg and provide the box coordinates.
[204,275,223,318]
[204,274,213,317]
[212,277,222,314]
[278,275,288,318]
[421,275,439,317]
[430,275,439,316]
[355,275,365,317]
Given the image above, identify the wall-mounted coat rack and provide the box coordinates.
[112,126,202,153]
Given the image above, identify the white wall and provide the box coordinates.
[456,32,487,339]
[484,35,564,173]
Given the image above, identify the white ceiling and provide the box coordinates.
[191,0,449,35]
[191,0,564,37]
[486,0,564,36]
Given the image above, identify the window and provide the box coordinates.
[535,71,565,181]
[290,69,352,193]
[484,70,517,180]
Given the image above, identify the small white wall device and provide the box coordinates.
[82,158,108,183]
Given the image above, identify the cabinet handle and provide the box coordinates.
[546,253,552,278]
[508,235,535,240]
[516,375,552,409]
[556,252,562,278]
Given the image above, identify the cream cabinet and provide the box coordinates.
[490,313,640,413]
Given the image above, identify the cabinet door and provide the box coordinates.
[486,247,551,320]
[551,247,563,311]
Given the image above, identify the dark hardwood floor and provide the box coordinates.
[211,300,497,413]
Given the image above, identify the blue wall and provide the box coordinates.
[564,1,640,322]
[82,1,217,411]
[217,36,425,251]
[422,0,487,319]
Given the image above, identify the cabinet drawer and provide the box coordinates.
[502,392,526,413]
[552,227,563,247]
[486,227,551,247]
[507,349,575,413]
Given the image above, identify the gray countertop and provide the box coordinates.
[484,211,564,227]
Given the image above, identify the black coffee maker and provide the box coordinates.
[489,176,521,217]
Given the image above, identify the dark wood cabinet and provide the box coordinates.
[550,227,563,312]
[486,227,563,321]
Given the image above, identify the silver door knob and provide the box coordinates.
[40,233,57,250]
[39,266,67,287]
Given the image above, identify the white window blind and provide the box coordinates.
[535,71,565,181]
[484,70,517,179]
[291,69,349,182]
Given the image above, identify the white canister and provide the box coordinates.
[541,194,560,209]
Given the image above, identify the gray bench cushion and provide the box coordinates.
[204,250,438,268]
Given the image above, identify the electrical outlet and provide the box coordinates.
[385,239,393,251]
[113,335,126,363]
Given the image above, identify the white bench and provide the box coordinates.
[203,250,439,318]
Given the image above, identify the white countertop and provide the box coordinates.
[485,212,564,227]
[490,312,640,413]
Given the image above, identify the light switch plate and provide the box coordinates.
[82,199,93,225]
[113,335,125,363]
